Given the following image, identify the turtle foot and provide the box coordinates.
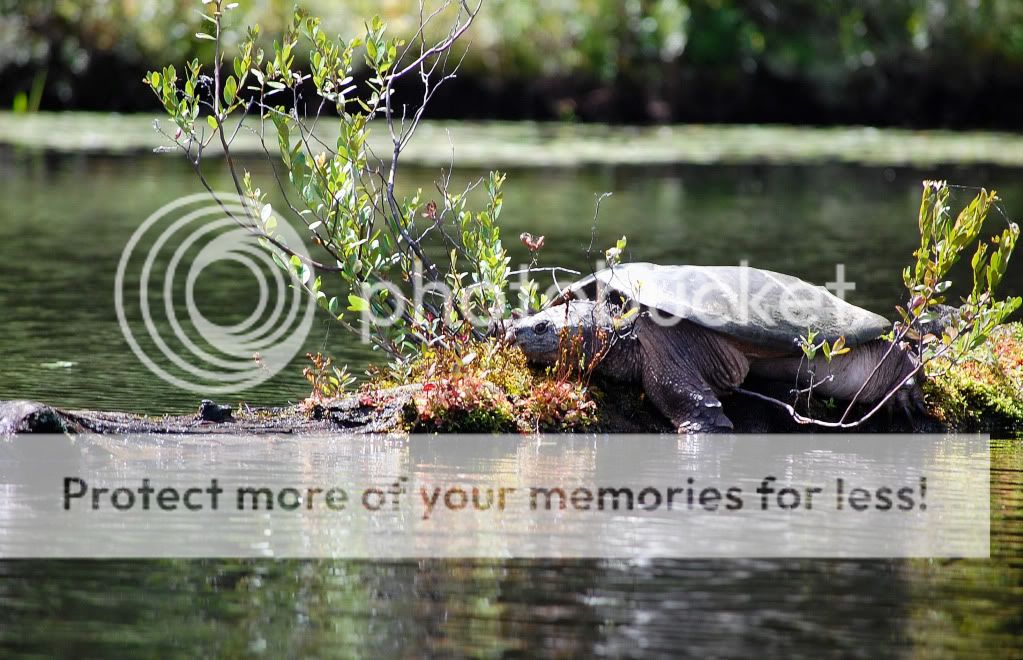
[676,411,734,434]
[892,382,930,431]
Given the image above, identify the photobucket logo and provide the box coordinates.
[572,262,867,334]
[353,261,513,344]
[349,261,865,341]
[114,192,315,393]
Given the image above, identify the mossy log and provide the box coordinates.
[0,388,418,436]
[3,325,1021,437]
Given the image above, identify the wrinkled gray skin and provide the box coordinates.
[506,300,924,433]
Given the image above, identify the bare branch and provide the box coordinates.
[386,0,482,83]
[586,192,614,262]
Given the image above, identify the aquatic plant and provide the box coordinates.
[302,352,356,406]
[410,375,516,432]
[145,1,546,374]
[516,379,597,433]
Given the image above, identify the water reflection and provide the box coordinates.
[0,442,1018,656]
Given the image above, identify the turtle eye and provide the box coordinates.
[533,320,551,335]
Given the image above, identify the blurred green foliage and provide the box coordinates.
[3,0,1023,124]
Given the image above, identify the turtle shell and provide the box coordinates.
[564,263,890,352]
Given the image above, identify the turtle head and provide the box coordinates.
[504,300,607,364]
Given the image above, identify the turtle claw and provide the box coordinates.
[676,411,734,435]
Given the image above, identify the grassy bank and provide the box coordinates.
[3,112,1023,167]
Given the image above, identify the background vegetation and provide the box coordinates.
[4,0,1023,126]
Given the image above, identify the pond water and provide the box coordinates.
[0,438,1019,657]
[1,149,1022,655]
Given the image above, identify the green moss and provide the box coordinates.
[927,322,1023,432]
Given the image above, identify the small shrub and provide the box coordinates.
[145,2,532,365]
[901,182,1020,361]
[302,352,355,408]
[771,181,1020,429]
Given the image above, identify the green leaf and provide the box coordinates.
[224,76,237,105]
[196,32,216,41]
[347,294,370,312]
[206,115,218,131]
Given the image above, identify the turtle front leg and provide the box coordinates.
[642,373,734,433]
[638,319,749,433]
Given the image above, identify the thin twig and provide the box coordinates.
[386,0,481,82]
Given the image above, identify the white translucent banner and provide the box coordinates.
[0,434,989,558]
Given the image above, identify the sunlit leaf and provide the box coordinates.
[347,295,370,312]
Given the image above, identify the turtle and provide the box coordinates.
[505,263,923,432]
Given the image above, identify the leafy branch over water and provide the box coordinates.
[145,0,535,366]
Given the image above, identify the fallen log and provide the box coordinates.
[2,324,1020,436]
[0,387,419,436]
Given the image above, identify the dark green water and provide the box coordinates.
[1,150,1022,656]
[0,441,1019,657]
